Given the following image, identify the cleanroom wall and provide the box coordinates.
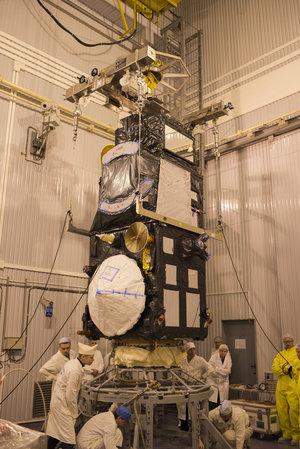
[176,0,300,124]
[0,0,299,421]
[0,0,122,421]
[199,129,300,381]
[174,0,300,380]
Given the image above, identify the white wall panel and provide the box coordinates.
[0,101,104,274]
[1,0,300,422]
[176,0,300,137]
[0,97,10,166]
[0,0,130,74]
[176,0,300,86]
[212,91,300,143]
[0,0,120,422]
[0,267,88,422]
[202,130,300,382]
[0,54,14,79]
[269,130,300,336]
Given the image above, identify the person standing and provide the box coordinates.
[46,342,97,449]
[181,342,214,383]
[82,339,104,383]
[207,344,232,410]
[77,406,131,449]
[211,336,223,356]
[178,341,214,430]
[272,333,299,445]
[294,342,300,442]
[208,400,252,449]
[39,337,76,390]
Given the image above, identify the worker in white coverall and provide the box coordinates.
[46,342,97,449]
[272,334,299,445]
[211,336,223,356]
[77,406,131,449]
[207,344,232,410]
[82,339,104,383]
[178,341,214,431]
[208,400,253,449]
[39,337,76,390]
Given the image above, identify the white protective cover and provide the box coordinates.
[0,419,46,449]
[88,255,146,337]
[156,159,197,226]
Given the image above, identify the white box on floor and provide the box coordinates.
[230,400,280,436]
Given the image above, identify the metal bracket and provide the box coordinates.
[67,214,90,237]
[136,199,223,240]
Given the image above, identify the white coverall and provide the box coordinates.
[39,350,76,390]
[178,355,214,420]
[46,358,84,445]
[82,350,104,382]
[77,411,123,449]
[207,352,232,404]
[208,406,253,449]
[181,354,214,383]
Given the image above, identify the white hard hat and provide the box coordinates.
[78,342,97,356]
[185,342,196,351]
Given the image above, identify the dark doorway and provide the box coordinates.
[222,319,257,385]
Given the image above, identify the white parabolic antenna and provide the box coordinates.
[88,254,146,337]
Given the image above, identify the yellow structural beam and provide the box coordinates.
[117,0,137,38]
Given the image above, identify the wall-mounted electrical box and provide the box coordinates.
[46,306,53,317]
[3,337,23,350]
[40,298,54,317]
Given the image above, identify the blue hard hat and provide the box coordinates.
[116,406,131,421]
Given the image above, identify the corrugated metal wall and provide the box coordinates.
[199,129,300,380]
[174,0,300,379]
[0,0,122,421]
[176,0,300,86]
[1,0,300,422]
[0,269,88,421]
[177,0,300,137]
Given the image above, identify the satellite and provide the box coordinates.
[66,46,212,343]
[82,111,210,342]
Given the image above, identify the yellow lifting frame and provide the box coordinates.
[117,0,137,38]
[117,0,182,36]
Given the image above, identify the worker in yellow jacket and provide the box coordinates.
[294,343,300,443]
[272,334,299,445]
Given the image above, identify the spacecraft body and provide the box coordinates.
[83,112,208,341]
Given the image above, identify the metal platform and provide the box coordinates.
[78,366,230,449]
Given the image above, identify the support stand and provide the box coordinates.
[79,366,213,449]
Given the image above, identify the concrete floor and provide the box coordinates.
[153,428,284,448]
[22,414,287,448]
